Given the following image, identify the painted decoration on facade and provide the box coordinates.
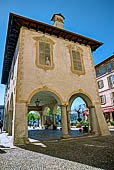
[39,42,51,66]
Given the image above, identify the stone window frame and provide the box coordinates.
[107,62,112,73]
[67,44,85,75]
[98,80,104,89]
[110,92,114,105]
[100,95,106,105]
[107,75,114,89]
[33,36,55,70]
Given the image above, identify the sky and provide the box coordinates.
[0,0,114,105]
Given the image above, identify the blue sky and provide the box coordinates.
[0,0,114,105]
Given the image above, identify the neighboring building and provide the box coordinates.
[95,53,114,122]
[1,13,110,145]
[0,105,4,120]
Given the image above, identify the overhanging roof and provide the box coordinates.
[1,13,103,84]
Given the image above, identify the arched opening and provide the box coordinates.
[68,92,95,136]
[27,90,62,141]
[69,97,90,136]
[8,93,13,136]
[4,101,9,133]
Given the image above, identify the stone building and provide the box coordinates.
[95,53,114,122]
[1,13,110,145]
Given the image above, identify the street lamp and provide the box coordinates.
[35,98,40,107]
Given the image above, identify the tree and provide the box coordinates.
[46,108,52,116]
[75,104,85,122]
[28,112,39,121]
[56,106,61,116]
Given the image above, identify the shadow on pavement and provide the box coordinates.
[19,135,114,170]
[0,148,6,154]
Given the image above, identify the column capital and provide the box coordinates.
[60,104,68,107]
[88,105,95,109]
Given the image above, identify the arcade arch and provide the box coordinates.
[67,92,100,135]
[8,93,13,136]
[4,101,9,132]
[13,89,110,145]
[27,90,68,139]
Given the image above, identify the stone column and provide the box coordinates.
[5,114,9,133]
[39,112,44,129]
[89,105,100,135]
[42,113,45,129]
[8,109,13,136]
[13,103,28,145]
[94,104,110,136]
[3,114,8,132]
[51,105,57,127]
[38,114,42,129]
[61,105,70,138]
[110,112,113,122]
[52,114,56,125]
[67,111,71,131]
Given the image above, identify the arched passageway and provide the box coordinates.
[13,89,110,144]
[67,92,102,135]
[28,91,96,141]
[8,93,13,136]
[27,90,65,140]
[68,97,90,134]
[4,101,9,133]
[3,93,13,136]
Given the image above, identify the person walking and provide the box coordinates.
[0,120,3,133]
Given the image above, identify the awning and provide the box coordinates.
[83,112,89,116]
[102,108,114,113]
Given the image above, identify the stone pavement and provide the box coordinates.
[1,128,114,170]
[0,131,103,170]
[28,128,85,141]
[0,147,102,170]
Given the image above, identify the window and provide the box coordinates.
[108,75,114,88]
[33,36,55,70]
[100,95,106,105]
[98,80,104,89]
[72,50,82,71]
[96,69,100,77]
[110,93,114,105]
[107,63,112,73]
[112,60,114,70]
[99,66,106,76]
[96,66,106,77]
[39,42,51,66]
[68,45,85,75]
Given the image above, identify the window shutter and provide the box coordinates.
[103,95,106,104]
[101,80,104,88]
[113,75,114,88]
[110,93,113,105]
[107,76,111,89]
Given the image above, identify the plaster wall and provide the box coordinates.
[17,27,100,105]
[97,71,114,108]
[4,40,19,117]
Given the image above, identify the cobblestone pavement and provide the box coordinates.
[0,130,114,170]
[0,147,102,170]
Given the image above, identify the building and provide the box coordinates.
[1,13,110,145]
[0,105,4,120]
[95,53,114,122]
